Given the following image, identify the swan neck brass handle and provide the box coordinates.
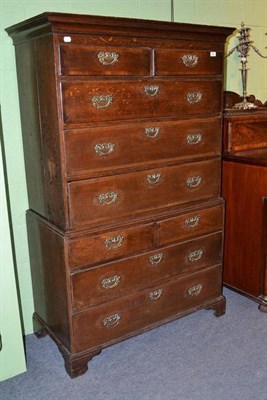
[186,176,202,188]
[103,314,121,328]
[98,191,118,205]
[95,143,115,156]
[104,235,124,250]
[186,92,202,104]
[144,85,159,97]
[92,95,113,109]
[187,284,203,296]
[188,249,204,262]
[182,54,199,67]
[187,133,202,145]
[102,275,121,289]
[98,51,119,65]
[184,216,200,229]
[147,173,161,184]
[149,289,163,300]
[149,253,164,265]
[145,127,160,138]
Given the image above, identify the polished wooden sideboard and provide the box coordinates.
[222,98,267,311]
[7,13,233,377]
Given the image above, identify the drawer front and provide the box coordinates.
[72,232,222,311]
[225,120,267,152]
[60,45,151,76]
[68,159,221,228]
[62,79,222,125]
[64,117,221,178]
[68,224,154,270]
[73,266,222,352]
[155,49,223,76]
[158,202,224,245]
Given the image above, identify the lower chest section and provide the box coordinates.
[66,200,224,352]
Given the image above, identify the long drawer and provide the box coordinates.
[64,117,221,179]
[73,265,222,352]
[67,200,224,269]
[71,232,222,311]
[62,79,222,125]
[68,159,221,228]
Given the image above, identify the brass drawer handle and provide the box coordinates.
[184,216,200,229]
[147,173,161,184]
[95,143,115,156]
[102,275,121,289]
[98,191,118,205]
[145,127,160,138]
[144,85,159,97]
[97,51,119,66]
[103,313,121,328]
[187,133,202,144]
[149,289,163,300]
[149,253,164,265]
[104,235,124,250]
[188,249,204,262]
[92,95,113,109]
[182,54,199,67]
[186,92,203,104]
[187,284,203,296]
[186,176,202,188]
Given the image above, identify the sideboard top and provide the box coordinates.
[6,12,235,44]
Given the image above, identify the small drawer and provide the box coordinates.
[71,232,222,311]
[73,265,222,352]
[155,49,223,76]
[64,116,221,179]
[60,45,151,76]
[68,223,154,270]
[68,159,221,228]
[158,202,224,245]
[62,79,222,126]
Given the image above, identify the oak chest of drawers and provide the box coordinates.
[6,13,233,378]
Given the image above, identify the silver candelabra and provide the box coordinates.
[226,22,267,110]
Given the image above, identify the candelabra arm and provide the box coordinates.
[225,45,239,58]
[251,45,267,58]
